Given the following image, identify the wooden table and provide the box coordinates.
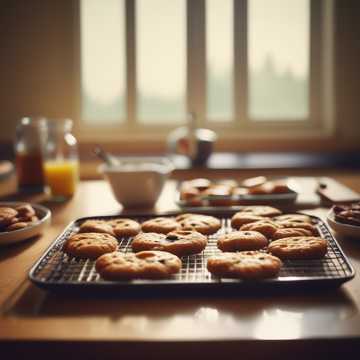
[1,173,360,359]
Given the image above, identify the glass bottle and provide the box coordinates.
[15,116,47,192]
[43,119,79,200]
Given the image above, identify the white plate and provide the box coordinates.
[0,202,51,246]
[327,209,360,238]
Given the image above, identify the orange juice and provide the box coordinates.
[44,160,79,197]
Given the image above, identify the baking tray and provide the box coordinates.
[29,213,355,293]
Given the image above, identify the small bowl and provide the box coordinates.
[327,209,360,238]
[99,157,174,208]
[0,202,51,246]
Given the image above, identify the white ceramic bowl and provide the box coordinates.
[327,209,360,239]
[0,202,51,246]
[99,157,174,208]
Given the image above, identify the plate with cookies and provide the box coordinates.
[29,205,354,293]
[177,177,298,211]
[0,202,51,245]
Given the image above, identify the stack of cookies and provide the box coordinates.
[207,206,328,280]
[0,204,39,232]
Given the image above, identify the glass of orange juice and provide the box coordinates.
[43,119,79,200]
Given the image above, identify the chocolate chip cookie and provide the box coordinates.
[177,214,221,235]
[95,250,182,280]
[217,231,268,252]
[207,251,282,279]
[79,220,115,236]
[141,217,180,234]
[131,230,207,257]
[108,218,141,237]
[268,236,328,259]
[63,232,118,259]
[231,213,268,229]
[240,220,280,239]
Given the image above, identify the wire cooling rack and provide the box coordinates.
[29,213,355,293]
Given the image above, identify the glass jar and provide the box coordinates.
[43,119,79,199]
[15,116,47,191]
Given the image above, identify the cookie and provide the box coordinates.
[207,251,282,279]
[141,217,180,234]
[203,185,233,206]
[276,221,317,235]
[268,236,328,259]
[272,227,312,240]
[240,220,280,239]
[6,222,29,231]
[108,218,141,237]
[63,232,118,259]
[95,250,182,280]
[131,230,207,257]
[177,214,221,235]
[0,207,18,228]
[15,204,36,218]
[217,231,268,252]
[275,214,312,224]
[184,178,212,191]
[180,186,203,206]
[79,220,115,236]
[239,206,282,217]
[231,213,268,229]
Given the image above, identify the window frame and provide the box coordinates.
[75,0,334,142]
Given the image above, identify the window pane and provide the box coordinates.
[137,0,186,123]
[248,0,309,120]
[206,0,234,121]
[80,0,126,124]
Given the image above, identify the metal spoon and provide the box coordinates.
[93,145,120,167]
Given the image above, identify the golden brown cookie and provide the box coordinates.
[79,220,115,236]
[203,185,233,206]
[108,218,141,237]
[0,207,18,228]
[141,217,180,234]
[276,221,317,235]
[239,206,282,217]
[275,214,312,224]
[95,250,182,280]
[6,222,29,231]
[15,204,36,218]
[217,231,268,252]
[184,178,212,191]
[179,186,203,207]
[240,220,280,239]
[272,227,312,240]
[131,230,207,257]
[63,233,118,259]
[177,214,221,235]
[231,213,268,229]
[207,251,282,279]
[268,236,328,259]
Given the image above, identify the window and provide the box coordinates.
[79,0,333,138]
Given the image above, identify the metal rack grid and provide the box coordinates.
[29,214,355,291]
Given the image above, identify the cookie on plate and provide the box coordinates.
[79,220,115,236]
[141,217,180,234]
[240,220,280,239]
[0,207,18,228]
[108,218,141,237]
[272,227,312,240]
[217,231,268,252]
[268,236,328,259]
[95,250,182,280]
[131,230,207,257]
[275,214,312,224]
[207,251,282,279]
[231,213,268,229]
[177,214,221,235]
[63,232,118,259]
